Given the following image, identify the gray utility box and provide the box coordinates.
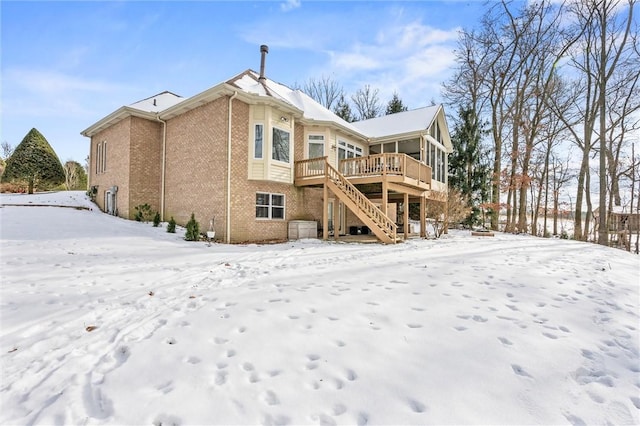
[288,220,318,240]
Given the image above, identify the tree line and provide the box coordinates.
[295,76,410,122]
[443,0,638,245]
[298,0,639,248]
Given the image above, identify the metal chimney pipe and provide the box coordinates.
[259,45,269,81]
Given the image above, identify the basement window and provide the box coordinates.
[256,192,285,220]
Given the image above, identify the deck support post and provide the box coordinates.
[323,183,329,241]
[333,199,339,241]
[382,180,388,218]
[420,195,426,238]
[404,192,409,240]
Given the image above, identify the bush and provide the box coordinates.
[167,217,176,233]
[153,212,161,227]
[185,213,200,241]
[134,203,154,222]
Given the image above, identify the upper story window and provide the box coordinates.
[254,124,264,159]
[256,192,285,220]
[96,141,107,174]
[430,120,442,143]
[337,140,362,161]
[272,127,290,163]
[308,134,324,159]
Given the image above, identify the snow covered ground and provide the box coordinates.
[1,191,639,426]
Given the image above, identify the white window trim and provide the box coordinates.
[96,140,107,174]
[271,126,291,164]
[256,192,286,220]
[307,134,325,159]
[253,123,264,160]
[337,140,363,158]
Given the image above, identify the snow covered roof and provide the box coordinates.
[129,91,184,113]
[83,69,444,144]
[227,70,365,136]
[351,105,440,139]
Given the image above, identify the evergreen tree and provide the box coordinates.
[333,94,355,122]
[167,216,177,233]
[448,107,491,227]
[1,128,65,194]
[385,92,408,115]
[185,213,200,241]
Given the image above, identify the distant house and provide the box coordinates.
[593,205,640,250]
[81,47,452,244]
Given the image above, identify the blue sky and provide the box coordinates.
[1,0,490,163]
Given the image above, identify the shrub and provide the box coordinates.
[153,212,161,227]
[185,213,200,241]
[134,203,154,222]
[167,217,176,233]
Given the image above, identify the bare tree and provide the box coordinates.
[1,141,14,159]
[299,75,344,110]
[590,0,636,245]
[351,85,382,120]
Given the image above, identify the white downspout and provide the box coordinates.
[226,91,238,243]
[156,114,167,221]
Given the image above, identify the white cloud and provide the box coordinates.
[280,0,301,12]
[329,51,380,71]
[5,69,125,96]
[322,20,460,107]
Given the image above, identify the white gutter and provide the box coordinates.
[155,114,167,221]
[226,91,238,243]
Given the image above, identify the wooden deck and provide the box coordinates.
[295,153,431,194]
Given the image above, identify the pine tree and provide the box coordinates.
[448,107,491,227]
[1,128,65,194]
[167,216,177,233]
[185,213,200,241]
[333,94,355,122]
[385,92,408,115]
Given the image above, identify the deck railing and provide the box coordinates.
[295,157,327,180]
[339,153,431,187]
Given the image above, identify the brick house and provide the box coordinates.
[81,47,452,244]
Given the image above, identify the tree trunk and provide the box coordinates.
[597,8,608,246]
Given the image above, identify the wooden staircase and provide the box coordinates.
[324,162,397,244]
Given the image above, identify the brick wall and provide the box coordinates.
[163,96,229,235]
[163,96,325,243]
[129,117,162,217]
[88,117,132,217]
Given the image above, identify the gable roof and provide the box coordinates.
[351,105,440,139]
[129,91,184,113]
[227,70,365,137]
[82,69,446,146]
[81,91,184,136]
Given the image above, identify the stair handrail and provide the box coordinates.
[324,159,397,240]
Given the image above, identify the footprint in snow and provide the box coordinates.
[408,399,427,413]
[511,364,533,378]
[498,337,513,345]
